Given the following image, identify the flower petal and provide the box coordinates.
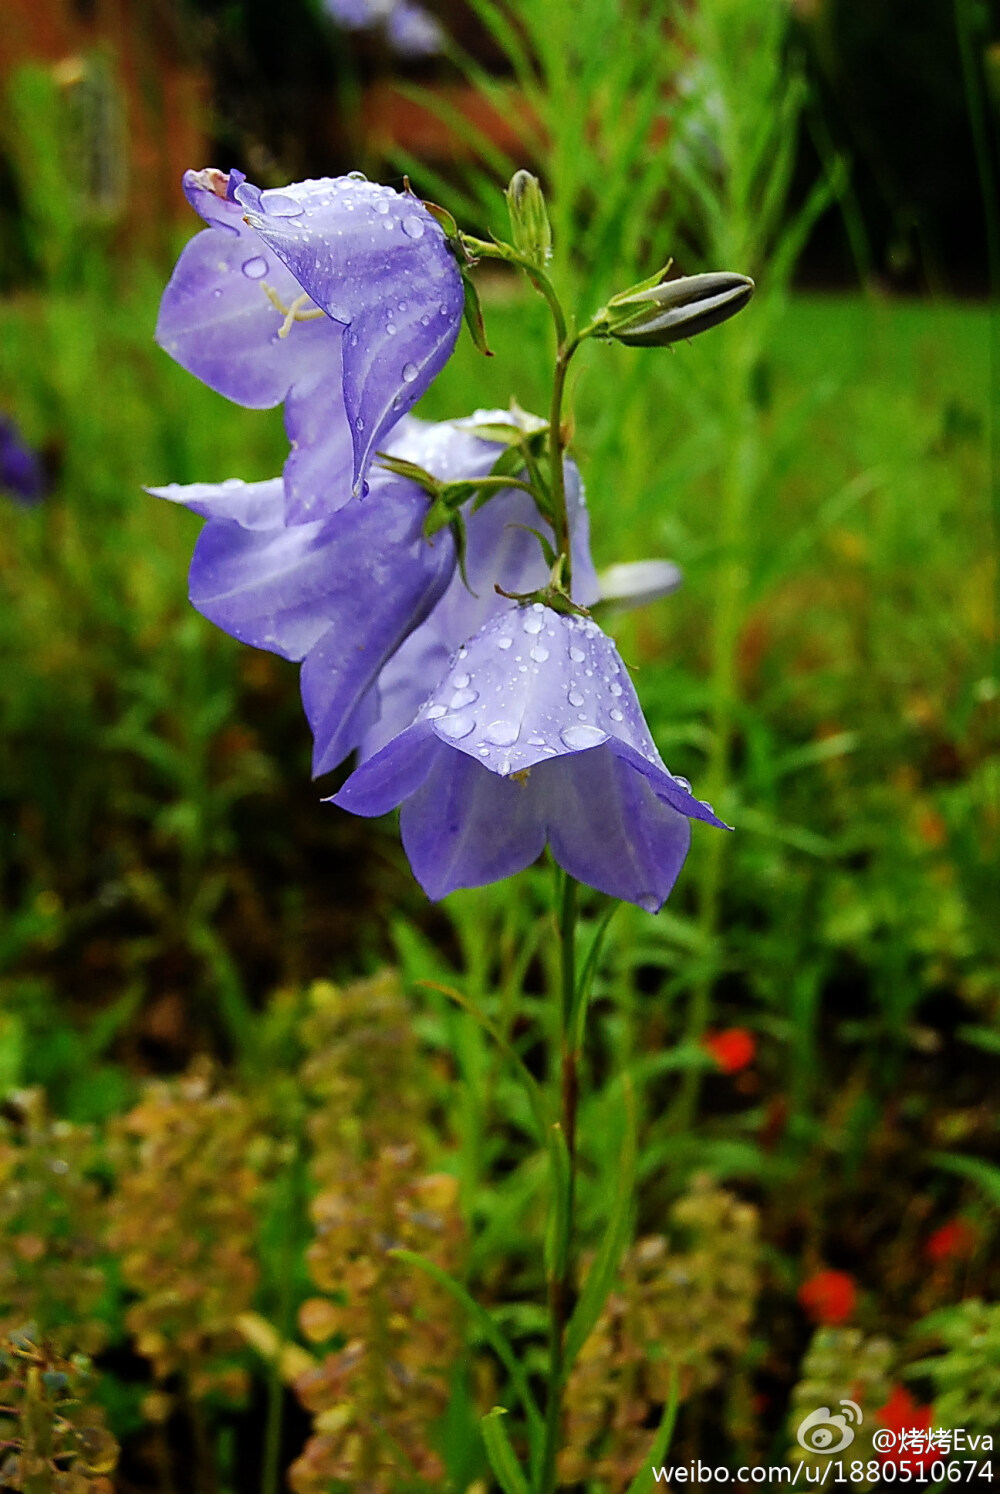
[330,723,440,817]
[147,477,286,529]
[235,176,463,492]
[157,169,345,412]
[399,747,547,899]
[542,746,692,912]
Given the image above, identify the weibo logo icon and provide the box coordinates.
[796,1401,864,1453]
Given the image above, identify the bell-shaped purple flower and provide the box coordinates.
[334,606,727,911]
[149,465,456,769]
[233,173,463,495]
[1,415,46,506]
[156,168,464,517]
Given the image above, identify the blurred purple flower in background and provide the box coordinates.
[0,415,46,506]
[322,0,444,57]
[156,168,463,511]
[335,606,728,910]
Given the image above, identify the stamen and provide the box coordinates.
[511,768,532,786]
[261,283,328,339]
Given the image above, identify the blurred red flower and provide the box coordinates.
[875,1385,933,1463]
[798,1269,857,1325]
[925,1218,977,1264]
[702,1027,756,1074]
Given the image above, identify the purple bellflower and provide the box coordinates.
[0,415,46,506]
[156,168,464,514]
[334,605,728,911]
[323,0,444,55]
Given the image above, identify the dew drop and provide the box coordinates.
[484,720,519,746]
[425,705,447,719]
[637,894,660,914]
[522,614,544,635]
[673,774,692,792]
[349,333,359,346]
[402,215,425,239]
[560,724,608,751]
[497,636,513,651]
[567,690,584,707]
[609,681,623,697]
[450,688,478,709]
[398,300,408,311]
[212,287,223,298]
[527,733,546,746]
[241,256,268,279]
[569,646,585,663]
[402,361,419,383]
[452,672,470,689]
[421,314,431,327]
[261,191,304,217]
[373,198,390,214]
[479,746,490,757]
[347,170,368,181]
[437,712,475,741]
[386,322,398,336]
[609,708,624,722]
[355,417,365,432]
[530,645,549,663]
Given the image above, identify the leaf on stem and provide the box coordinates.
[481,1407,532,1494]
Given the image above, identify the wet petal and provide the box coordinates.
[331,723,440,817]
[235,175,463,491]
[147,476,286,530]
[157,169,344,411]
[283,373,355,523]
[399,748,547,899]
[543,747,692,912]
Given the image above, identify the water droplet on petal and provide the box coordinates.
[497,636,513,651]
[425,705,447,719]
[437,712,475,741]
[523,614,543,635]
[374,198,390,214]
[347,170,368,182]
[568,690,584,707]
[386,322,398,336]
[528,733,546,746]
[261,191,304,217]
[421,314,431,327]
[484,720,519,746]
[673,774,692,792]
[530,645,549,662]
[638,894,660,914]
[609,708,624,722]
[569,647,585,663]
[355,417,365,432]
[402,361,419,383]
[450,687,478,709]
[609,682,623,697]
[560,724,608,751]
[452,672,470,689]
[241,256,268,279]
[402,215,425,239]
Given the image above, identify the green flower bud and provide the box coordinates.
[505,170,552,267]
[598,269,754,347]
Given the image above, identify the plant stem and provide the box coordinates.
[540,871,580,1493]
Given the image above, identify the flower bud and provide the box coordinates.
[599,270,754,347]
[505,170,552,267]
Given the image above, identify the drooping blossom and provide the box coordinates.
[702,1027,756,1075]
[0,415,46,506]
[156,168,464,513]
[150,411,592,777]
[333,605,727,909]
[797,1269,857,1326]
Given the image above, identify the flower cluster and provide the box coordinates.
[107,1063,262,1412]
[153,166,732,910]
[560,1177,760,1489]
[0,1331,118,1492]
[786,1328,893,1479]
[291,974,463,1492]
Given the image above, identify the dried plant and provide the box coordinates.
[107,1061,262,1412]
[289,974,464,1494]
[0,1330,118,1493]
[560,1176,760,1490]
[0,1093,107,1355]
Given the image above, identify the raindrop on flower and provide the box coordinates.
[484,720,519,746]
[261,192,304,217]
[241,256,268,279]
[610,708,624,722]
[425,705,447,719]
[523,614,544,635]
[401,361,419,383]
[673,774,692,792]
[497,636,513,651]
[437,712,476,741]
[569,647,585,663]
[530,646,549,662]
[568,689,584,707]
[402,216,426,239]
[560,724,608,751]
[450,688,478,709]
[609,682,623,697]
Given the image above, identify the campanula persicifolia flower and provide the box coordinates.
[156,168,463,514]
[0,415,46,506]
[798,1269,857,1326]
[149,463,456,771]
[702,1027,757,1074]
[334,606,727,909]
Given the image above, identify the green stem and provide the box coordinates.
[540,871,580,1493]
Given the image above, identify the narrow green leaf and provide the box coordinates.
[571,900,620,1053]
[480,1407,531,1494]
[625,1369,680,1494]
[462,271,493,356]
[929,1151,1000,1205]
[392,1250,545,1454]
[563,1077,637,1372]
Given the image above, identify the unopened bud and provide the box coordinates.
[599,270,754,347]
[597,559,682,610]
[505,171,552,267]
